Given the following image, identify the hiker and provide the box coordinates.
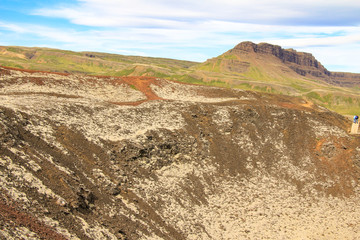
[354,115,359,124]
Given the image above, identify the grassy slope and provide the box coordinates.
[192,51,360,115]
[0,46,197,76]
[1,45,360,115]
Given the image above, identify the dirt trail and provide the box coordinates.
[110,76,164,105]
[121,76,163,101]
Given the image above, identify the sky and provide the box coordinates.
[1,0,360,73]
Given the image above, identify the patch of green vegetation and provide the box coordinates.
[306,91,322,102]
[101,55,133,64]
[156,64,173,71]
[234,82,253,90]
[322,94,333,103]
[6,47,22,53]
[306,92,336,105]
[129,84,137,90]
[212,80,281,94]
[97,53,197,69]
[197,62,212,71]
[224,54,238,60]
[290,83,310,93]
[38,54,61,64]
[269,86,283,94]
[143,68,170,78]
[206,80,230,88]
[253,85,268,92]
[195,58,225,73]
[198,59,223,72]
[346,96,353,104]
[45,48,83,57]
[215,59,222,70]
[114,68,136,76]
[329,104,359,115]
[244,66,264,79]
[171,74,203,84]
[0,61,25,69]
[304,91,360,115]
[243,66,279,83]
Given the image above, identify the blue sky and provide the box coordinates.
[1,0,360,73]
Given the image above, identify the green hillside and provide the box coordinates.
[0,46,197,77]
[1,45,360,115]
[192,47,360,116]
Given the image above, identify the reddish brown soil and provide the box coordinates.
[0,193,67,240]
[121,76,163,101]
[312,136,360,197]
[0,66,70,76]
[109,76,164,105]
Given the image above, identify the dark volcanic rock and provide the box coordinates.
[1,66,360,239]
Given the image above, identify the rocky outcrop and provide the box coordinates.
[234,42,322,68]
[328,71,360,86]
[1,67,360,239]
[232,41,331,78]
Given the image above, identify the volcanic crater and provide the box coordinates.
[1,66,360,239]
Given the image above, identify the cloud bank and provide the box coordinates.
[35,0,360,27]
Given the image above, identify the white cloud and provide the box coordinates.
[1,19,360,71]
[268,34,360,48]
[299,45,360,72]
[34,0,360,27]
[0,22,28,33]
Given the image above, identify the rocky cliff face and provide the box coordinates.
[229,41,360,87]
[234,42,326,69]
[328,71,360,86]
[1,66,360,239]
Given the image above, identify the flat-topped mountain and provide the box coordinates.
[232,41,330,77]
[203,41,360,87]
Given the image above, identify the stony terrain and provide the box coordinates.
[1,66,360,239]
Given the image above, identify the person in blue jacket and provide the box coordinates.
[354,115,359,123]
